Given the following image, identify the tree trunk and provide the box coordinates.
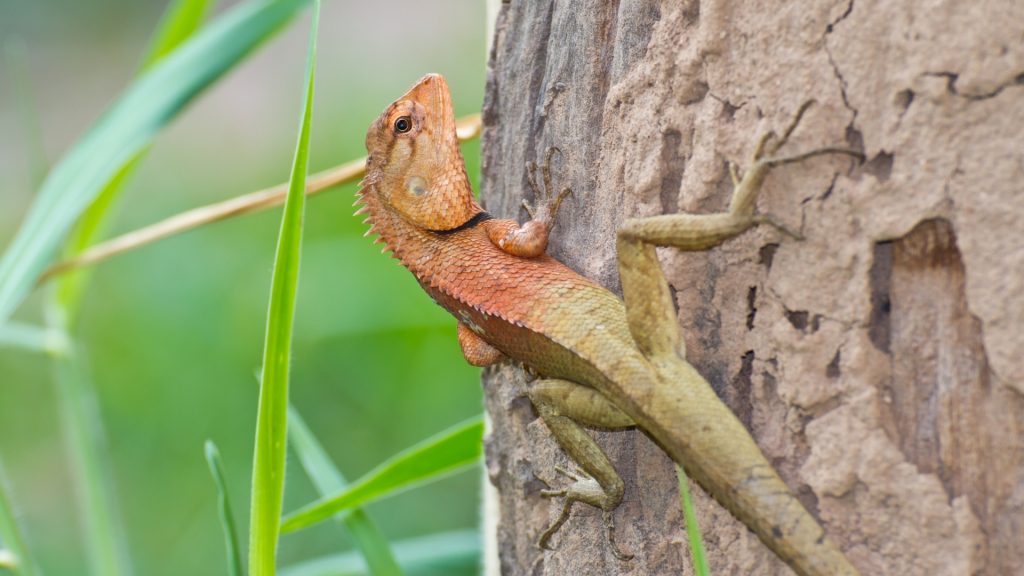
[479,1,1024,574]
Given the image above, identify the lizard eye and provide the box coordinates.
[394,116,412,133]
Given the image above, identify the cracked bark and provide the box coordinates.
[480,1,1024,574]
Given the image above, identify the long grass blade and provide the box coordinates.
[141,0,216,70]
[0,462,41,576]
[677,465,710,576]
[279,530,480,576]
[288,407,402,576]
[281,417,483,534]
[51,156,140,325]
[0,0,312,326]
[52,350,133,576]
[206,442,243,576]
[248,2,319,573]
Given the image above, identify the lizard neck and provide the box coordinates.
[355,178,482,278]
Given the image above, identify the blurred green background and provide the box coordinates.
[0,1,487,574]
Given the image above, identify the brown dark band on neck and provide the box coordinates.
[430,211,493,235]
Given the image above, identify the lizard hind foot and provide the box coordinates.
[724,101,864,219]
[752,101,865,166]
[537,467,634,561]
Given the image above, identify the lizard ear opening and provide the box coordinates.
[405,176,428,197]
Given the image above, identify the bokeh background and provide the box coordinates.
[0,1,487,574]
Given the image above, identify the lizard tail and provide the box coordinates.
[644,356,860,576]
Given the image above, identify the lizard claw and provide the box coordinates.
[539,466,582,498]
[553,465,581,480]
[542,146,563,188]
[550,187,572,220]
[521,198,537,220]
[526,161,540,198]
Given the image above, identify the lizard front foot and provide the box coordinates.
[483,147,574,258]
[538,466,634,561]
[523,146,573,227]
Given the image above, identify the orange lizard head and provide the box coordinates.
[361,73,480,231]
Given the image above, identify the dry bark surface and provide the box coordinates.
[479,1,1024,575]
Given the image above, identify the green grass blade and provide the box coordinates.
[53,350,132,576]
[48,172,137,576]
[51,154,141,327]
[0,462,41,576]
[247,2,319,573]
[206,442,243,576]
[281,417,483,534]
[0,0,312,326]
[279,530,480,576]
[0,322,67,355]
[141,0,216,70]
[288,407,402,576]
[677,465,710,576]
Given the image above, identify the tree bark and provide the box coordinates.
[479,1,1024,574]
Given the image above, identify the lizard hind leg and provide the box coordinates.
[616,102,863,361]
[612,103,864,576]
[526,378,636,561]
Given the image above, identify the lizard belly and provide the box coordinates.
[423,269,639,388]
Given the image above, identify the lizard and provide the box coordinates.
[357,73,863,576]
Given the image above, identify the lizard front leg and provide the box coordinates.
[457,322,505,366]
[615,103,863,576]
[526,378,635,560]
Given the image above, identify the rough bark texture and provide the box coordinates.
[479,1,1024,574]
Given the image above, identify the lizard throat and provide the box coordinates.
[355,179,480,272]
